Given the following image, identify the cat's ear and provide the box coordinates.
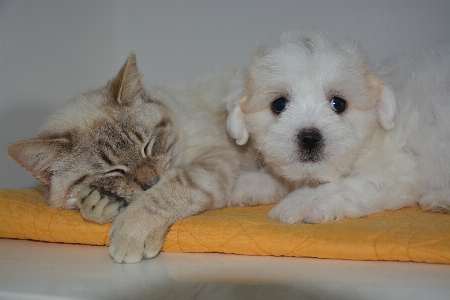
[109,52,144,105]
[7,138,71,184]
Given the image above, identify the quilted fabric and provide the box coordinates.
[1,189,449,263]
[0,189,110,245]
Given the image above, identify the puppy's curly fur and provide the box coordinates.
[226,31,450,223]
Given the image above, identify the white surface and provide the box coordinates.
[1,239,449,300]
[1,0,450,189]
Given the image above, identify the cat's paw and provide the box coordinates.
[109,200,169,263]
[77,187,126,224]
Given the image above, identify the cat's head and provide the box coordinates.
[7,53,177,209]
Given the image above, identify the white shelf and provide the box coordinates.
[1,239,449,300]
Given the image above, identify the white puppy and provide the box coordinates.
[226,31,450,224]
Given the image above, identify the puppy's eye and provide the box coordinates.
[271,97,288,114]
[330,97,347,114]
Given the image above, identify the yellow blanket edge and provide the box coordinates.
[1,189,449,264]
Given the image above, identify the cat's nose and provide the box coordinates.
[135,164,160,191]
[138,176,159,191]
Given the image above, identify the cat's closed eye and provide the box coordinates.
[143,138,156,158]
[105,168,127,176]
[101,153,114,165]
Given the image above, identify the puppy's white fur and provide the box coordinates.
[226,31,450,223]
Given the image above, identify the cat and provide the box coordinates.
[7,53,256,263]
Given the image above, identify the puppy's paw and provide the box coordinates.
[77,187,126,224]
[109,201,169,264]
[420,189,450,213]
[228,171,288,207]
[268,189,340,224]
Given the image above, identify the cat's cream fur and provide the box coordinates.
[7,53,256,263]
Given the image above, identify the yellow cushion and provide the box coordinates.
[1,189,449,263]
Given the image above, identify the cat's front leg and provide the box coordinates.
[228,169,288,207]
[77,187,127,224]
[108,196,170,263]
[109,154,236,263]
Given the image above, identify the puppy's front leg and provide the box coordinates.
[109,153,236,263]
[268,175,420,224]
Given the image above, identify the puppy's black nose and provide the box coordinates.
[298,128,323,150]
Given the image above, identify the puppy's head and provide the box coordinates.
[228,31,396,184]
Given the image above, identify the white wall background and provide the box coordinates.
[1,0,450,189]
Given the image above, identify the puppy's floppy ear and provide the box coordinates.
[377,83,396,130]
[367,73,396,130]
[223,80,249,145]
[227,102,249,145]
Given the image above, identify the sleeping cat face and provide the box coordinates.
[7,53,177,208]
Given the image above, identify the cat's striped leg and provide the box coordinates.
[109,151,238,263]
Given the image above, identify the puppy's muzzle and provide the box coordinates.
[297,128,323,163]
